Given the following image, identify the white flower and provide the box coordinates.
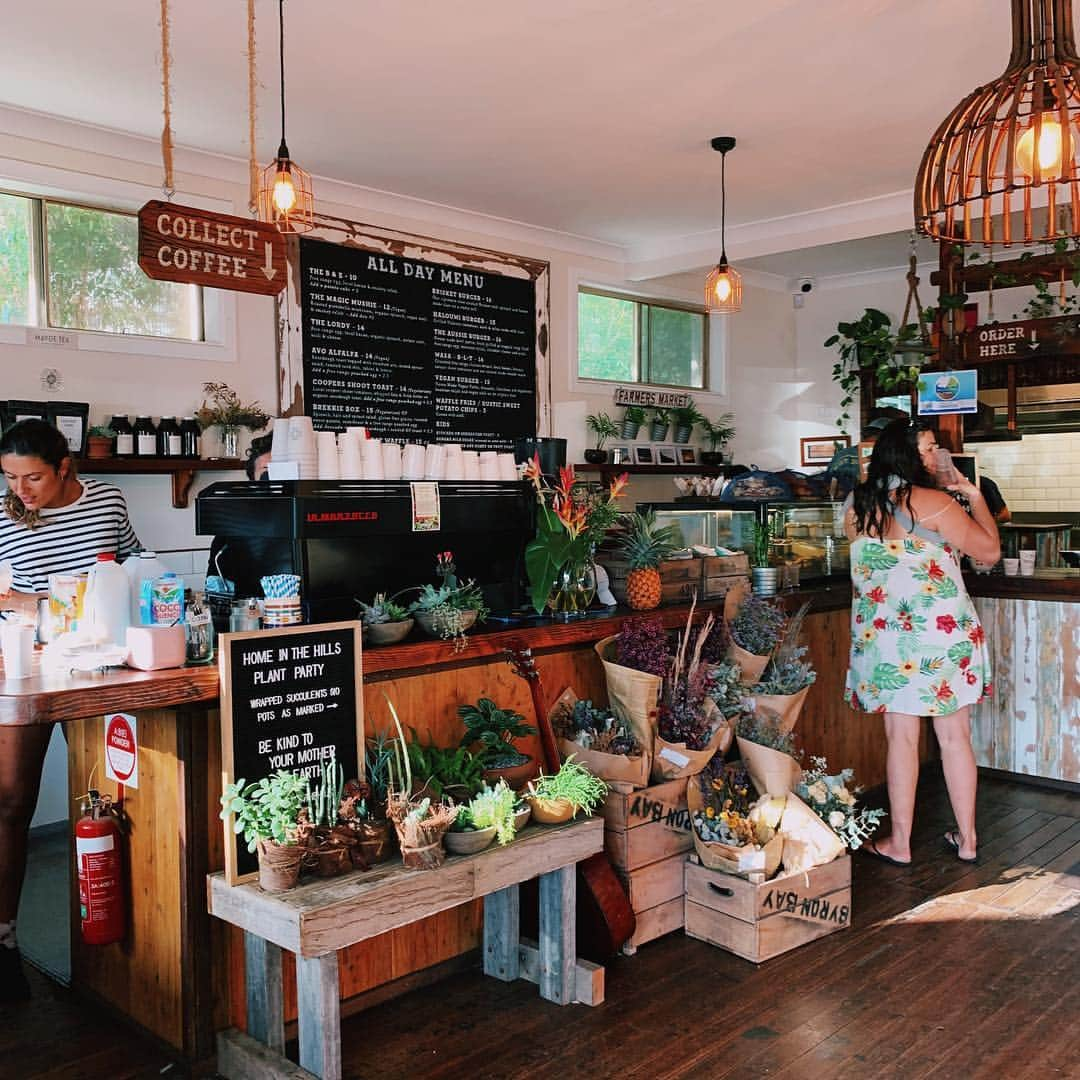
[808,781,829,803]
[829,810,846,829]
[837,787,855,806]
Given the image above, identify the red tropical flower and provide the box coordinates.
[965,671,977,685]
[968,624,986,646]
[936,614,958,633]
[934,680,954,702]
[866,586,887,604]
[926,560,946,582]
[958,655,970,670]
[873,617,887,630]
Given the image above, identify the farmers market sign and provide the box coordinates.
[613,386,693,408]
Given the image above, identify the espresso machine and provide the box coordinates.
[195,480,535,625]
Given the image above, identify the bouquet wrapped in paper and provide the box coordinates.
[594,615,669,751]
[549,687,650,788]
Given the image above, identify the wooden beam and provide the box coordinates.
[244,932,284,1053]
[930,251,1080,293]
[538,865,576,1005]
[217,1028,318,1080]
[482,884,520,983]
[296,952,341,1080]
[516,938,604,1006]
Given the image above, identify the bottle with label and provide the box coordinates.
[85,553,130,647]
[110,415,134,458]
[157,416,182,457]
[150,572,185,626]
[133,416,158,458]
[124,550,167,625]
[179,417,202,459]
[185,591,215,664]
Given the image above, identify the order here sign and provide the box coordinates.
[138,200,287,296]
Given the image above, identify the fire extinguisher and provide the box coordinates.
[75,789,125,946]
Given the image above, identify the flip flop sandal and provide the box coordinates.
[944,831,977,863]
[863,839,912,867]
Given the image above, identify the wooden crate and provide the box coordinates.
[684,855,851,963]
[702,572,751,602]
[601,557,701,606]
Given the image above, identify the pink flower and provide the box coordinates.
[936,614,958,633]
[873,618,887,630]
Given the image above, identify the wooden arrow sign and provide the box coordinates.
[138,200,287,296]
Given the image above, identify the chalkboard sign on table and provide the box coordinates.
[298,237,537,449]
[219,620,363,884]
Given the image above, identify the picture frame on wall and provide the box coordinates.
[633,445,655,465]
[656,445,678,466]
[610,445,632,465]
[800,434,850,467]
[678,446,697,465]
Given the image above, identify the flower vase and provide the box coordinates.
[546,558,597,620]
[220,426,240,460]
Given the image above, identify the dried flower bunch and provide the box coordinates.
[754,601,816,694]
[706,660,745,719]
[729,595,787,657]
[196,381,271,432]
[553,699,641,757]
[736,709,800,756]
[658,603,720,750]
[615,616,671,676]
[796,756,886,850]
[692,764,756,846]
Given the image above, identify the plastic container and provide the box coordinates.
[133,416,158,458]
[124,551,167,626]
[85,553,131,647]
[150,572,185,626]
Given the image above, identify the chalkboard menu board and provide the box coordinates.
[299,237,537,450]
[219,620,363,883]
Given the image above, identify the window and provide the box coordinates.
[578,288,707,389]
[0,190,204,342]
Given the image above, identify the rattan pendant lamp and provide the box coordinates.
[915,0,1080,246]
[258,0,315,233]
[705,136,742,313]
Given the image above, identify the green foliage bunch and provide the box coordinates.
[453,780,518,845]
[527,757,608,813]
[220,770,308,853]
[305,755,345,827]
[699,413,736,451]
[196,381,271,433]
[88,424,116,438]
[670,403,703,431]
[407,732,486,802]
[457,698,536,768]
[797,756,886,850]
[358,592,410,625]
[586,411,619,450]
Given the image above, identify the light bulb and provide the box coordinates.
[1015,114,1064,177]
[272,169,297,214]
[713,274,732,303]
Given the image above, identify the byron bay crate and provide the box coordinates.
[601,557,702,606]
[702,572,751,603]
[684,854,851,964]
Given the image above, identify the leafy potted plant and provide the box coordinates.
[445,780,518,854]
[86,424,116,460]
[219,769,309,891]
[358,592,414,646]
[525,757,608,824]
[196,380,271,459]
[647,406,671,441]
[301,756,351,877]
[619,405,646,440]
[726,593,787,684]
[458,697,538,788]
[751,520,778,596]
[407,732,487,803]
[699,413,736,465]
[670,403,703,444]
[613,509,683,610]
[585,412,619,464]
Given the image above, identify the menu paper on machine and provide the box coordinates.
[299,237,537,450]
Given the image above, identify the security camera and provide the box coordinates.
[796,277,816,293]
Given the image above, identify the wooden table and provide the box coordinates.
[208,818,606,1080]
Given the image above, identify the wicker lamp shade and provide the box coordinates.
[704,259,743,313]
[915,0,1080,246]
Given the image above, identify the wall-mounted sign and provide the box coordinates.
[138,200,287,296]
[104,713,138,788]
[917,369,979,415]
[613,386,692,408]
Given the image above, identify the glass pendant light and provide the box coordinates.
[705,136,742,314]
[258,0,314,233]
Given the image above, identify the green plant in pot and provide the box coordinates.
[196,380,271,459]
[458,697,538,788]
[526,756,609,823]
[584,411,619,464]
[647,406,671,441]
[620,405,646,440]
[406,731,487,803]
[670,403,703,444]
[219,769,309,891]
[86,425,116,460]
[699,413,736,465]
[446,779,518,853]
[358,592,414,646]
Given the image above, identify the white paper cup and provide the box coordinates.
[1,622,35,679]
[402,444,425,480]
[381,442,402,480]
[1003,558,1019,576]
[497,452,519,481]
[424,443,445,480]
[270,417,290,462]
[1019,550,1036,576]
[462,451,480,480]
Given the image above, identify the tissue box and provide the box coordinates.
[126,625,187,671]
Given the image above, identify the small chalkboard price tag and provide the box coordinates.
[219,620,363,884]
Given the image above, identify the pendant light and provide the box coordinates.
[915,0,1080,246]
[258,0,314,233]
[705,136,742,314]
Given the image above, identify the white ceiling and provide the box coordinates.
[0,0,1013,271]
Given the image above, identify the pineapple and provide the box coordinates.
[616,511,682,610]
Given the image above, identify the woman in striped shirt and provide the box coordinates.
[0,419,139,1000]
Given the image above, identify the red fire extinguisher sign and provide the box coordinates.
[76,792,125,946]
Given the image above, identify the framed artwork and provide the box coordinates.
[633,445,655,465]
[800,434,850,467]
[656,445,678,466]
[610,445,632,464]
[678,446,697,465]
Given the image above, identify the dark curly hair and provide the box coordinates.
[851,418,936,539]
[1,418,74,528]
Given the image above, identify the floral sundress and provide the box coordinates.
[845,523,992,717]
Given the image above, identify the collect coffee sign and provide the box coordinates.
[137,200,287,296]
[219,620,363,882]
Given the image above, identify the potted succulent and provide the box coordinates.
[647,406,671,441]
[301,756,351,877]
[619,405,646,440]
[86,424,116,459]
[445,780,518,854]
[219,769,309,892]
[404,553,488,651]
[195,380,271,459]
[525,757,609,824]
[613,509,683,610]
[670,403,702,444]
[358,592,414,646]
[458,697,538,789]
[699,413,736,465]
[727,594,787,684]
[585,412,619,464]
[336,732,399,866]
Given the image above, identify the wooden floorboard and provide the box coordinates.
[7,769,1077,1080]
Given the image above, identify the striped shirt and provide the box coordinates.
[0,478,140,593]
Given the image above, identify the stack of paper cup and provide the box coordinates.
[347,426,368,442]
[381,441,402,480]
[463,451,480,480]
[479,451,499,481]
[317,431,339,480]
[338,431,363,479]
[287,416,317,479]
[270,417,290,464]
[402,444,425,480]
[362,437,384,480]
[497,452,518,481]
[424,443,445,480]
[442,444,464,480]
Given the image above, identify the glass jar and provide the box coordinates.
[179,417,201,459]
[546,558,597,620]
[185,592,215,664]
[133,416,158,457]
[110,414,134,458]
[157,416,182,457]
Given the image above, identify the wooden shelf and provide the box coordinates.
[76,456,243,508]
[575,463,725,477]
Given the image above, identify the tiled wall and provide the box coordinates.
[974,433,1080,514]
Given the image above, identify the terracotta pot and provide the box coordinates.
[444,825,497,855]
[86,435,114,460]
[513,804,532,831]
[313,845,349,877]
[256,839,302,892]
[366,619,414,646]
[351,818,395,866]
[482,755,537,791]
[527,796,577,824]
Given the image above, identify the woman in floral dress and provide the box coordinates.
[844,420,1000,865]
